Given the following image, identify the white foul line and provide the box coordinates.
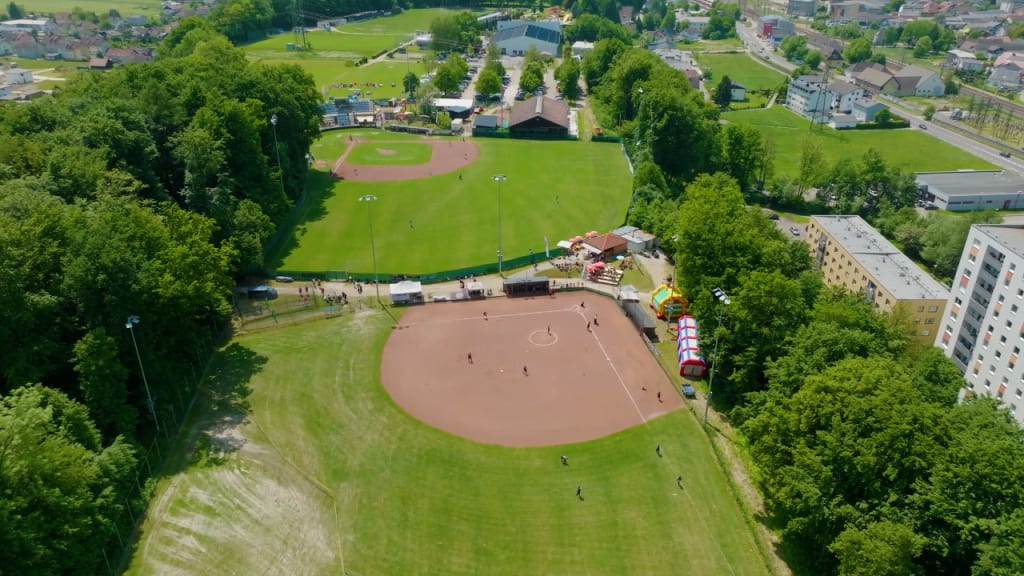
[575,307,647,423]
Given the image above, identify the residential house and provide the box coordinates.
[960,36,1024,59]
[788,0,818,18]
[678,15,711,32]
[5,67,31,84]
[680,26,701,41]
[571,41,594,57]
[684,68,701,89]
[651,48,700,76]
[494,21,561,56]
[988,62,1024,90]
[846,61,887,79]
[730,81,747,101]
[126,14,148,26]
[0,33,12,56]
[786,75,831,118]
[828,0,886,20]
[829,113,858,128]
[851,97,888,121]
[619,5,636,29]
[105,46,155,63]
[854,66,898,93]
[0,84,11,99]
[0,18,52,33]
[947,48,984,71]
[11,32,41,59]
[89,57,111,69]
[827,80,864,112]
[892,64,945,96]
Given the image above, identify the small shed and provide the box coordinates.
[618,284,640,302]
[611,226,658,253]
[467,281,485,299]
[503,276,551,297]
[389,280,424,305]
[474,114,499,134]
[730,81,746,102]
[623,301,657,338]
[583,233,628,259]
[829,113,857,130]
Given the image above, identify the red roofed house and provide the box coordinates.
[584,233,628,259]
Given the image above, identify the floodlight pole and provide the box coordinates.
[493,174,507,276]
[358,195,380,304]
[126,315,159,431]
[704,288,730,428]
[271,114,285,196]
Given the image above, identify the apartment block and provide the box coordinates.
[938,224,1024,424]
[806,216,949,345]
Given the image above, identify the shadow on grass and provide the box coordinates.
[265,170,338,270]
[162,342,268,476]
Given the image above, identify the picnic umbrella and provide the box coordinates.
[586,230,599,238]
[573,235,584,242]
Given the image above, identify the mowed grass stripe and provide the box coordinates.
[275,138,633,274]
[724,106,997,177]
[127,313,769,575]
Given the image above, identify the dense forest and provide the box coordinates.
[0,20,321,574]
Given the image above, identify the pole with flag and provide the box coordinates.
[544,236,550,258]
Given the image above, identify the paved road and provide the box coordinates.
[896,108,1024,173]
[735,22,793,72]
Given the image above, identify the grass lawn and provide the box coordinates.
[23,0,161,16]
[680,37,745,53]
[346,142,432,165]
[696,53,785,92]
[273,135,634,275]
[724,106,997,177]
[124,311,771,576]
[873,46,944,72]
[256,58,419,101]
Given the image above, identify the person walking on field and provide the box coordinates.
[656,444,662,457]
[594,316,599,327]
[547,325,551,335]
[523,365,529,376]
[586,321,591,332]
[576,485,582,499]
[657,391,662,402]
[561,455,568,466]
[468,352,473,364]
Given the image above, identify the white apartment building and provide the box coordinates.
[786,75,830,119]
[938,224,1024,424]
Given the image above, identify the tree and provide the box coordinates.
[402,71,420,98]
[476,68,503,98]
[713,75,733,108]
[830,521,927,576]
[433,55,468,94]
[73,328,133,440]
[843,37,873,63]
[519,61,545,94]
[923,103,935,120]
[874,107,893,124]
[6,1,23,18]
[804,49,823,70]
[634,85,721,181]
[913,36,933,58]
[974,508,1024,576]
[581,37,628,88]
[781,35,809,62]
[723,123,767,194]
[555,57,582,100]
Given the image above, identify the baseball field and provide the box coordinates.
[270,131,634,276]
[124,294,771,575]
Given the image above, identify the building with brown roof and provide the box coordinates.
[584,233,628,259]
[509,96,570,136]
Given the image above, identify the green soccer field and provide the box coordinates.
[124,311,771,576]
[273,134,634,275]
[257,59,421,101]
[24,0,161,16]
[724,106,997,177]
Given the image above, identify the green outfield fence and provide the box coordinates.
[269,248,566,284]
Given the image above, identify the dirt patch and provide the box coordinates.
[332,138,478,181]
[380,293,682,447]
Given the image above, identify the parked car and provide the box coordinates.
[789,226,801,236]
[918,123,928,130]
[1000,151,1012,158]
[681,383,696,399]
[766,212,780,220]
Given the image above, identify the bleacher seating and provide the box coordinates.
[350,100,373,114]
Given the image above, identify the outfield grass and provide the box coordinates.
[274,134,634,275]
[347,142,432,165]
[125,311,771,576]
[23,0,161,16]
[724,106,997,177]
[257,58,419,100]
[696,53,785,92]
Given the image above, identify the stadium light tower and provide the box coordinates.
[358,194,380,304]
[493,174,507,275]
[704,288,730,427]
[125,315,159,431]
[270,114,285,196]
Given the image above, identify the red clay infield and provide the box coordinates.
[332,138,478,182]
[380,293,683,447]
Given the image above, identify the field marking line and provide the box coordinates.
[399,306,578,327]
[573,308,646,423]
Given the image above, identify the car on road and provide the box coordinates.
[918,123,928,130]
[681,383,696,399]
[1000,151,1012,158]
[789,226,801,236]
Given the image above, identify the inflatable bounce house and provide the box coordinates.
[676,315,707,378]
[650,284,688,320]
